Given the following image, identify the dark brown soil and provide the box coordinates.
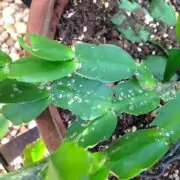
[55,0,180,179]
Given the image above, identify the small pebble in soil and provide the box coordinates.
[1,137,10,145]
[27,120,37,129]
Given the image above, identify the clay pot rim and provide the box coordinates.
[26,0,69,152]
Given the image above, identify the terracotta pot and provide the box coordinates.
[26,0,69,152]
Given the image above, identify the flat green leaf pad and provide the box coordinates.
[75,42,136,82]
[136,62,157,89]
[111,0,152,42]
[151,91,180,143]
[112,79,160,115]
[66,111,117,148]
[47,142,93,180]
[144,56,167,82]
[106,128,169,179]
[164,49,180,82]
[18,34,75,61]
[2,98,49,125]
[0,49,12,67]
[8,56,77,83]
[90,167,110,180]
[23,139,47,167]
[148,0,176,26]
[0,79,49,103]
[52,75,112,120]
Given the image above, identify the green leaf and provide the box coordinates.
[0,159,47,180]
[18,35,75,61]
[164,49,180,82]
[112,79,160,115]
[75,43,136,82]
[0,79,49,103]
[47,141,92,180]
[0,114,9,139]
[136,62,157,89]
[155,83,176,102]
[1,97,49,125]
[0,68,7,81]
[24,139,47,167]
[150,40,169,56]
[8,56,77,83]
[119,0,140,12]
[111,0,152,42]
[0,49,12,67]
[90,167,110,180]
[148,0,176,26]
[66,111,117,148]
[177,14,180,47]
[52,75,112,120]
[144,55,167,82]
[105,128,169,179]
[151,91,180,143]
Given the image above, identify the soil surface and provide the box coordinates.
[55,0,180,179]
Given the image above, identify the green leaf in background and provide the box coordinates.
[136,62,157,89]
[150,40,169,56]
[90,167,110,180]
[66,111,117,148]
[8,56,77,83]
[164,49,180,82]
[105,128,169,179]
[177,14,180,47]
[144,55,167,82]
[24,139,47,167]
[0,159,47,180]
[0,79,49,103]
[112,79,160,115]
[111,0,152,42]
[148,0,176,26]
[0,68,7,81]
[155,83,176,102]
[75,42,136,82]
[119,0,139,11]
[151,91,180,143]
[1,97,49,125]
[18,34,75,61]
[52,75,112,120]
[47,141,102,180]
[0,49,12,67]
[0,114,9,139]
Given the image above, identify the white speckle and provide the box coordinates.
[58,94,63,98]
[32,48,39,52]
[83,26,87,32]
[137,47,142,52]
[68,99,74,105]
[163,33,168,38]
[97,105,101,108]
[150,34,155,39]
[152,51,156,55]
[132,126,137,132]
[1,137,9,145]
[104,2,109,8]
[126,11,131,17]
[10,94,14,97]
[144,14,153,25]
[46,86,51,90]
